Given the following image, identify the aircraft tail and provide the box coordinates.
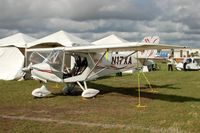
[142,36,160,44]
[138,36,160,58]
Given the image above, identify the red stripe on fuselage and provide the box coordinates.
[37,69,52,74]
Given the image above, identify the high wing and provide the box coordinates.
[27,42,187,53]
[63,42,187,53]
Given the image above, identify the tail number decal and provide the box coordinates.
[111,56,132,65]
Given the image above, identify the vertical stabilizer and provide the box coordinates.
[139,36,160,58]
[142,36,160,44]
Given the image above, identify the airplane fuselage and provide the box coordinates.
[30,51,141,83]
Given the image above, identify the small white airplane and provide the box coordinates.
[176,57,200,71]
[24,39,185,98]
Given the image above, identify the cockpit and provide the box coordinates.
[27,50,88,78]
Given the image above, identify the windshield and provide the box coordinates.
[27,49,72,73]
[46,50,64,71]
[28,51,50,65]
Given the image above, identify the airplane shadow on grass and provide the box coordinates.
[45,82,200,103]
[87,82,200,103]
[150,84,181,90]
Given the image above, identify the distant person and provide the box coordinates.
[167,55,174,71]
[186,55,192,64]
[183,55,187,71]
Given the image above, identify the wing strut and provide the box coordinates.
[86,49,108,79]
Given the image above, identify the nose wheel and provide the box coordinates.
[32,84,51,98]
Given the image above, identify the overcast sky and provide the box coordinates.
[0,0,199,47]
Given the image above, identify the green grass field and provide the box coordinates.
[0,65,200,133]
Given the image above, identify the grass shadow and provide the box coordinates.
[146,84,181,90]
[51,89,82,97]
[88,82,200,103]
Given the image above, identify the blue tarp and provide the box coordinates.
[156,51,169,58]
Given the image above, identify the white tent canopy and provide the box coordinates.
[0,47,24,80]
[27,30,90,48]
[0,33,36,80]
[0,33,36,48]
[92,34,129,45]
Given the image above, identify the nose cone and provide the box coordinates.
[32,63,51,71]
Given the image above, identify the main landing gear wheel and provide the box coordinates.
[81,89,100,98]
[76,81,100,98]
